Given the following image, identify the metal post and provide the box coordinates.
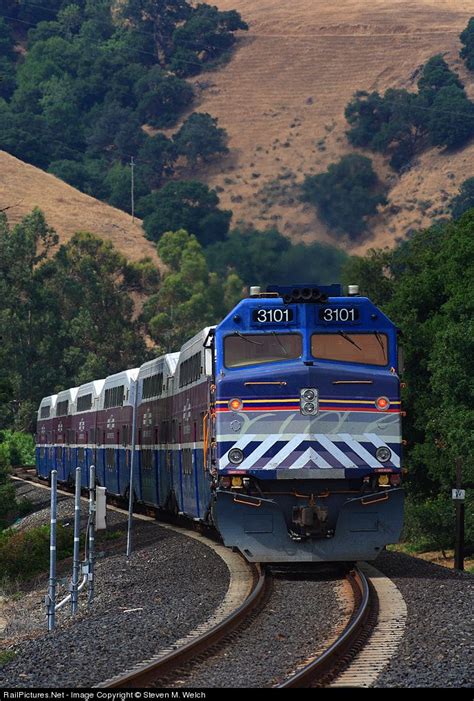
[87,464,96,605]
[71,466,81,614]
[47,470,57,631]
[454,457,464,571]
[126,380,138,558]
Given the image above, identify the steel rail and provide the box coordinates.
[276,566,372,688]
[99,564,268,688]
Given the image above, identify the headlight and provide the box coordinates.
[300,388,318,415]
[228,448,244,464]
[302,389,316,401]
[228,398,243,411]
[376,446,392,463]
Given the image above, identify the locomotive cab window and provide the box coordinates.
[225,333,302,368]
[311,333,388,366]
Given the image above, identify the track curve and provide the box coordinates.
[277,567,374,688]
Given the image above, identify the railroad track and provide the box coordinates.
[99,564,268,688]
[11,468,406,688]
[277,567,374,688]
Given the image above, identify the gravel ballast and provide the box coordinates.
[373,551,473,688]
[175,570,347,688]
[0,480,230,687]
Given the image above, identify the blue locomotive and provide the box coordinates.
[36,284,404,563]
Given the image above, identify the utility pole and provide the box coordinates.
[130,156,135,223]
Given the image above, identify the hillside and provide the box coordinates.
[0,151,160,266]
[194,0,474,252]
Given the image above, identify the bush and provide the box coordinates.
[0,430,35,466]
[460,17,474,71]
[450,177,474,219]
[0,524,73,581]
[402,494,473,553]
[301,154,386,238]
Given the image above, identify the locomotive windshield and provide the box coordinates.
[311,332,388,366]
[225,333,302,367]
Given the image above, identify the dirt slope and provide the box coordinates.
[194,0,474,251]
[0,150,160,265]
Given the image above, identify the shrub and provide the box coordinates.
[0,430,35,466]
[450,177,474,219]
[301,154,386,239]
[0,524,73,581]
[403,494,473,553]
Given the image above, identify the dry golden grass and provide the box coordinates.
[0,150,161,266]
[194,0,474,252]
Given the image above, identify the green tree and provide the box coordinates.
[301,154,386,239]
[417,54,464,105]
[426,85,474,149]
[171,4,248,76]
[173,112,228,166]
[206,227,347,288]
[137,133,177,188]
[450,177,474,219]
[460,16,474,71]
[142,229,242,351]
[138,180,231,246]
[341,213,474,505]
[0,18,16,99]
[136,68,194,128]
[0,209,59,430]
[122,0,192,64]
[40,231,148,384]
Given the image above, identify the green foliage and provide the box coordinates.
[171,4,248,76]
[142,229,243,351]
[0,650,17,666]
[0,524,73,580]
[0,18,16,99]
[345,55,474,171]
[450,177,474,219]
[0,210,150,431]
[0,431,35,466]
[174,113,228,166]
[137,134,177,189]
[403,495,457,551]
[0,0,241,214]
[206,227,347,288]
[301,154,386,238]
[417,54,464,103]
[426,85,474,149]
[342,212,474,501]
[460,17,474,71]
[345,89,421,170]
[135,69,194,128]
[139,180,231,246]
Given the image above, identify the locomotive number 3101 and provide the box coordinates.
[318,307,359,322]
[252,308,294,323]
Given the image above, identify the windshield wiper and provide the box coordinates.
[374,331,387,361]
[235,331,263,345]
[271,331,288,356]
[337,330,362,351]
